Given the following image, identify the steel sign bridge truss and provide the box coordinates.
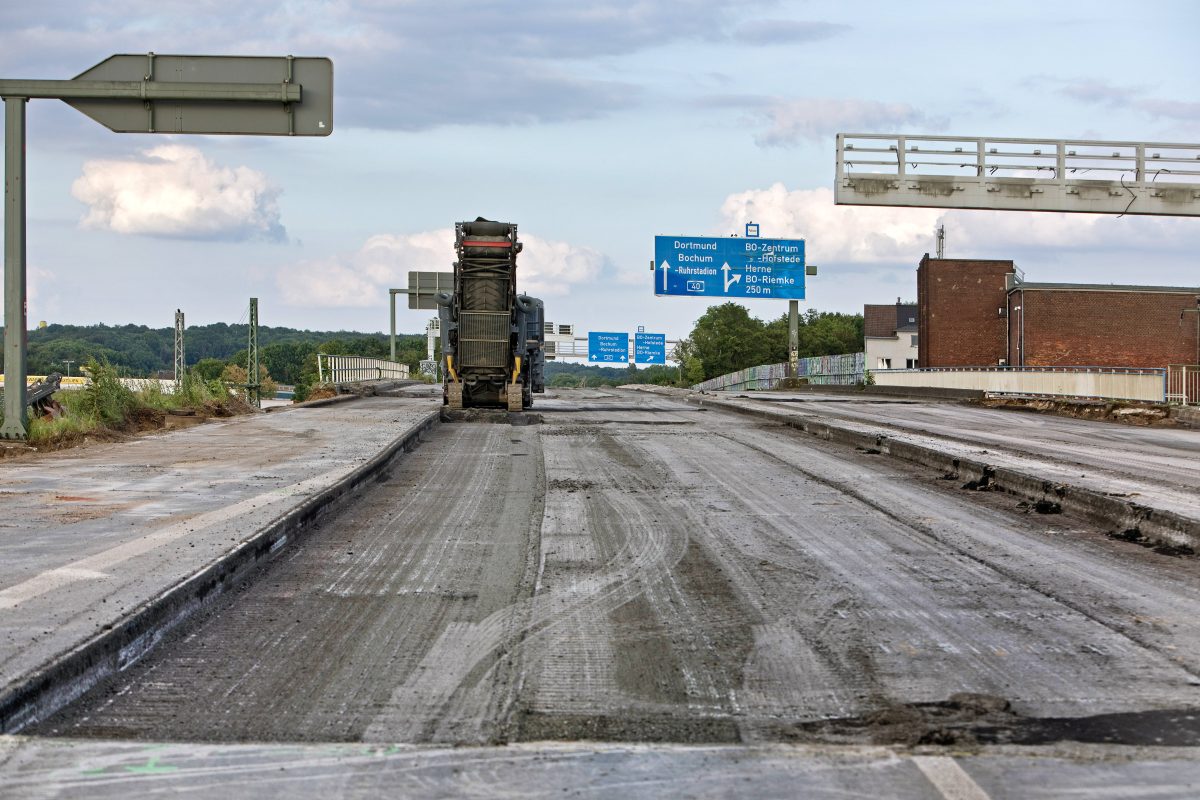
[835,133,1200,216]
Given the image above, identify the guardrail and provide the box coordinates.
[694,353,864,392]
[873,366,1166,403]
[1167,365,1200,405]
[317,354,409,384]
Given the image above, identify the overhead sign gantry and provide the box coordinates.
[1,53,333,439]
[835,133,1200,216]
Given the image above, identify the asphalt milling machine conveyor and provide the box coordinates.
[437,218,545,413]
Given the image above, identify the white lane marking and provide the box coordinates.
[0,467,353,610]
[912,756,991,800]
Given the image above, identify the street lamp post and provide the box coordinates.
[62,359,74,377]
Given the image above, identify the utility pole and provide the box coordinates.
[788,301,799,378]
[173,308,185,392]
[1,97,28,439]
[62,359,74,377]
[390,288,399,361]
[247,298,260,408]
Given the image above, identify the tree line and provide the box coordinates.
[5,303,862,393]
[675,303,863,384]
[5,322,427,400]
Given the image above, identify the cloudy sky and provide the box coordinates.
[3,1,1199,348]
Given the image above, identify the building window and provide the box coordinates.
[879,358,892,369]
[906,358,918,368]
[910,334,919,346]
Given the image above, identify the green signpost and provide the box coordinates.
[0,54,333,438]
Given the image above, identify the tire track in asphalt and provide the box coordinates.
[697,421,1200,714]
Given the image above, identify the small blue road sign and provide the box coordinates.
[634,332,666,364]
[589,331,629,363]
[654,235,805,300]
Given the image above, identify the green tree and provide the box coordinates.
[685,303,776,381]
[803,310,863,356]
[192,357,227,381]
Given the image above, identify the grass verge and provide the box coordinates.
[5,360,255,451]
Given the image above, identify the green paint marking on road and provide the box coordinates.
[81,767,108,775]
[124,755,180,775]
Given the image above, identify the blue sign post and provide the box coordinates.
[654,235,805,299]
[634,332,666,364]
[588,331,629,363]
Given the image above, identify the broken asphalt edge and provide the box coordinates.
[682,393,1199,552]
[0,409,442,735]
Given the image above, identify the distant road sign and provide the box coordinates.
[634,332,666,364]
[588,332,629,363]
[61,54,333,135]
[654,235,805,300]
[406,271,454,309]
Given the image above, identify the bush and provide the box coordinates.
[26,393,92,444]
[77,357,137,428]
[220,363,276,400]
[175,371,218,407]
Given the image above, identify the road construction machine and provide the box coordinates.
[437,218,545,411]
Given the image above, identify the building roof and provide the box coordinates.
[1010,282,1200,295]
[864,303,918,338]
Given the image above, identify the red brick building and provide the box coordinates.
[1008,283,1200,368]
[917,255,1200,369]
[916,256,1013,367]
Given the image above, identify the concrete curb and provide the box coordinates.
[273,393,362,411]
[685,394,1199,551]
[1172,406,1200,429]
[0,409,441,734]
[774,383,985,401]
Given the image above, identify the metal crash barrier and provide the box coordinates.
[694,353,864,392]
[317,354,410,384]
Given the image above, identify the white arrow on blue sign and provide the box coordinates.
[588,331,629,363]
[654,235,805,299]
[634,332,666,364]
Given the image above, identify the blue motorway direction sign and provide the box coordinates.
[634,332,666,364]
[654,235,805,299]
[589,331,629,363]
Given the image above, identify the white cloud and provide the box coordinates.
[717,184,940,263]
[1050,78,1200,133]
[280,229,608,308]
[754,99,939,146]
[944,210,1198,254]
[71,145,284,241]
[718,183,1200,268]
[2,1,802,132]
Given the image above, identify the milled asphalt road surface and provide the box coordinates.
[29,389,1200,755]
[5,738,1200,798]
[0,397,438,701]
[725,390,1200,522]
